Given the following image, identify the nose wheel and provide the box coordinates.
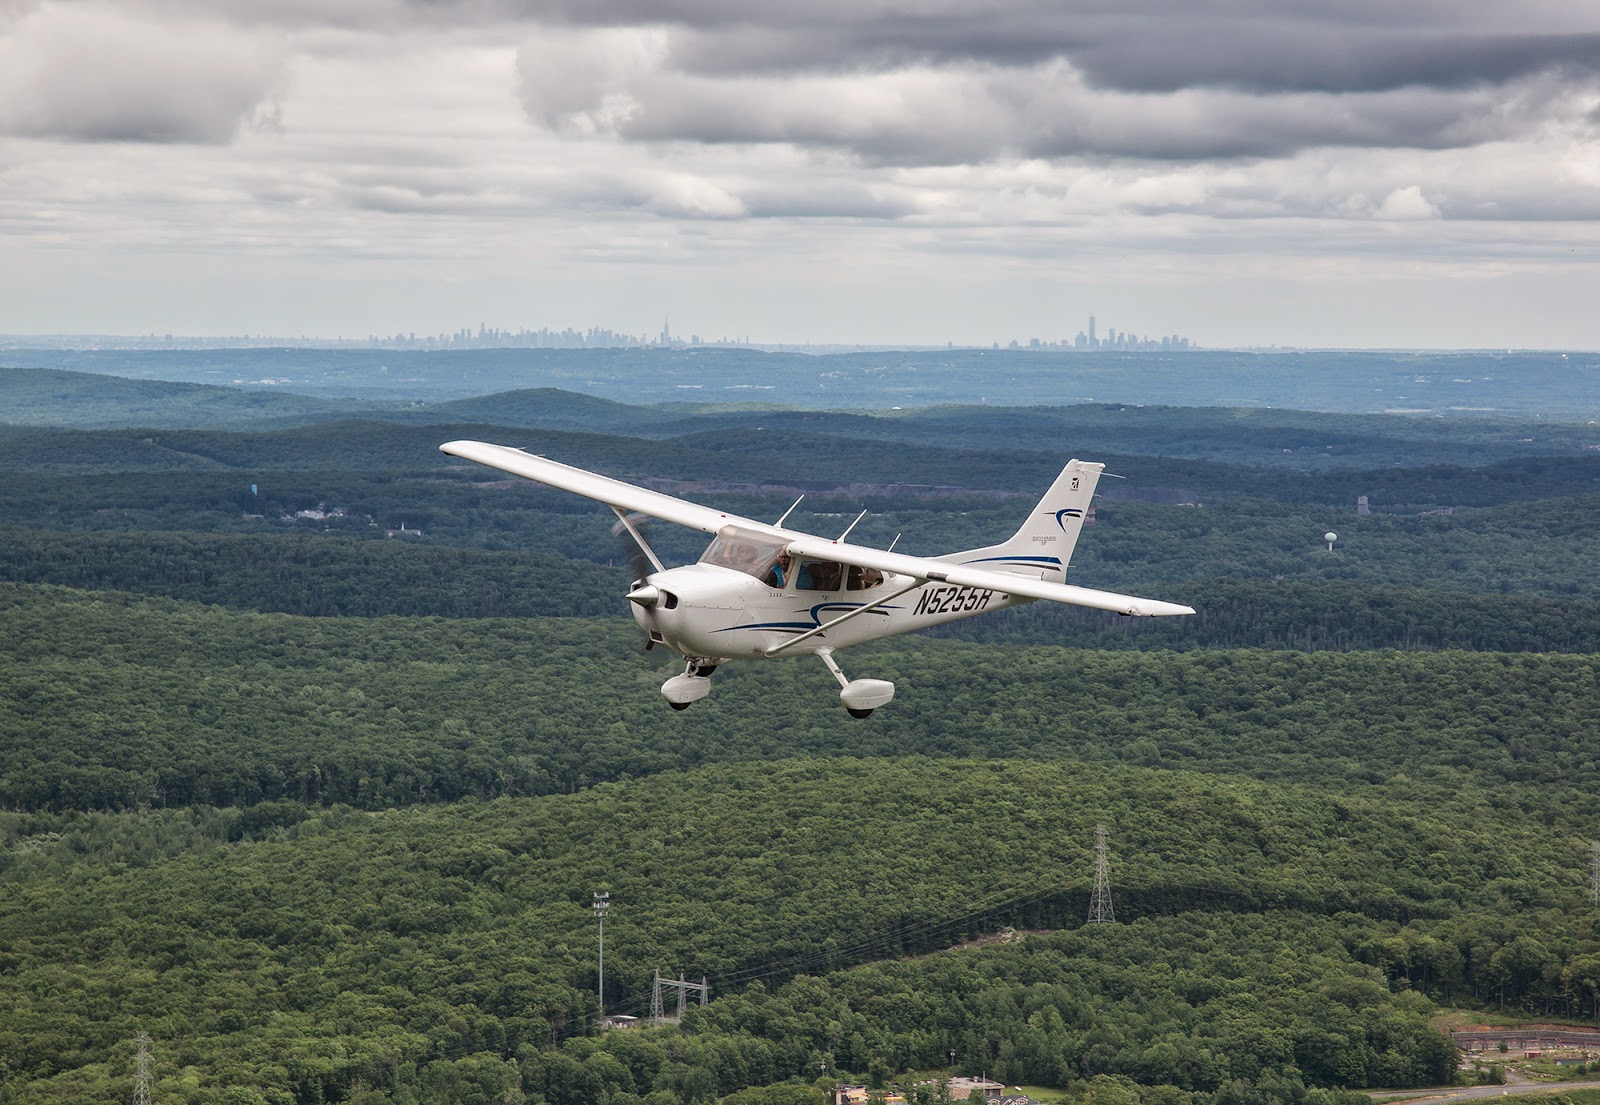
[661,659,720,710]
[817,648,895,718]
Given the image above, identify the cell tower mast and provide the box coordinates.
[133,1031,153,1105]
[1590,842,1599,906]
[593,891,611,1017]
[1088,824,1115,923]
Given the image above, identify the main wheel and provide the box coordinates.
[669,701,692,711]
[846,707,874,719]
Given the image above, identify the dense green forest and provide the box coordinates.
[3,531,1597,650]
[4,584,1598,814]
[3,371,1598,1105]
[1,757,1593,1104]
[0,472,1596,603]
[2,417,1598,509]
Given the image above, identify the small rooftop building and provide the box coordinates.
[836,1087,907,1105]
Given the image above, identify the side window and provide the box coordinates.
[797,560,842,591]
[847,566,884,591]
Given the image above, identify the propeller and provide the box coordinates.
[610,511,659,586]
[611,511,668,650]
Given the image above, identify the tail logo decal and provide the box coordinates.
[1047,507,1085,531]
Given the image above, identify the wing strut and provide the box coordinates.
[764,580,924,656]
[775,496,805,527]
[836,510,868,542]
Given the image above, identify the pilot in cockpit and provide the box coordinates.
[769,551,813,589]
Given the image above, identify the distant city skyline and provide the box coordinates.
[0,316,1188,353]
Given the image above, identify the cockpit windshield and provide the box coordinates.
[700,533,788,584]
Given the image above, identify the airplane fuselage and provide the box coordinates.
[632,562,1030,662]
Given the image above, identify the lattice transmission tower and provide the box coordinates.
[650,971,710,1026]
[1088,824,1115,923]
[1590,842,1599,905]
[132,1031,153,1105]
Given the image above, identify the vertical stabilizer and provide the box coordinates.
[946,459,1104,581]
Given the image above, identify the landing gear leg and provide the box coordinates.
[661,659,717,710]
[816,647,895,718]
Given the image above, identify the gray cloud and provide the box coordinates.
[503,1,1600,167]
[515,29,1595,166]
[0,5,284,143]
[741,185,923,220]
[660,17,1600,95]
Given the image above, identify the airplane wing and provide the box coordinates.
[781,534,1195,617]
[440,439,1194,618]
[439,440,766,534]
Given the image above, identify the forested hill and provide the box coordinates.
[4,583,1597,815]
[7,367,1600,471]
[0,756,1587,1104]
[2,533,1596,652]
[0,367,356,428]
[5,346,1597,416]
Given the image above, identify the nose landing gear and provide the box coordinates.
[660,659,720,710]
[817,647,895,718]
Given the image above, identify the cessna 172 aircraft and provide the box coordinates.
[441,440,1194,716]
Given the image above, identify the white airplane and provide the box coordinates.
[440,440,1195,717]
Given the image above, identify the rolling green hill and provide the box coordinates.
[6,367,1598,473]
[4,584,1598,814]
[0,757,1586,1104]
[0,367,355,428]
[1,531,1596,651]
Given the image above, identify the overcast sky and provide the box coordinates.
[3,0,1600,348]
